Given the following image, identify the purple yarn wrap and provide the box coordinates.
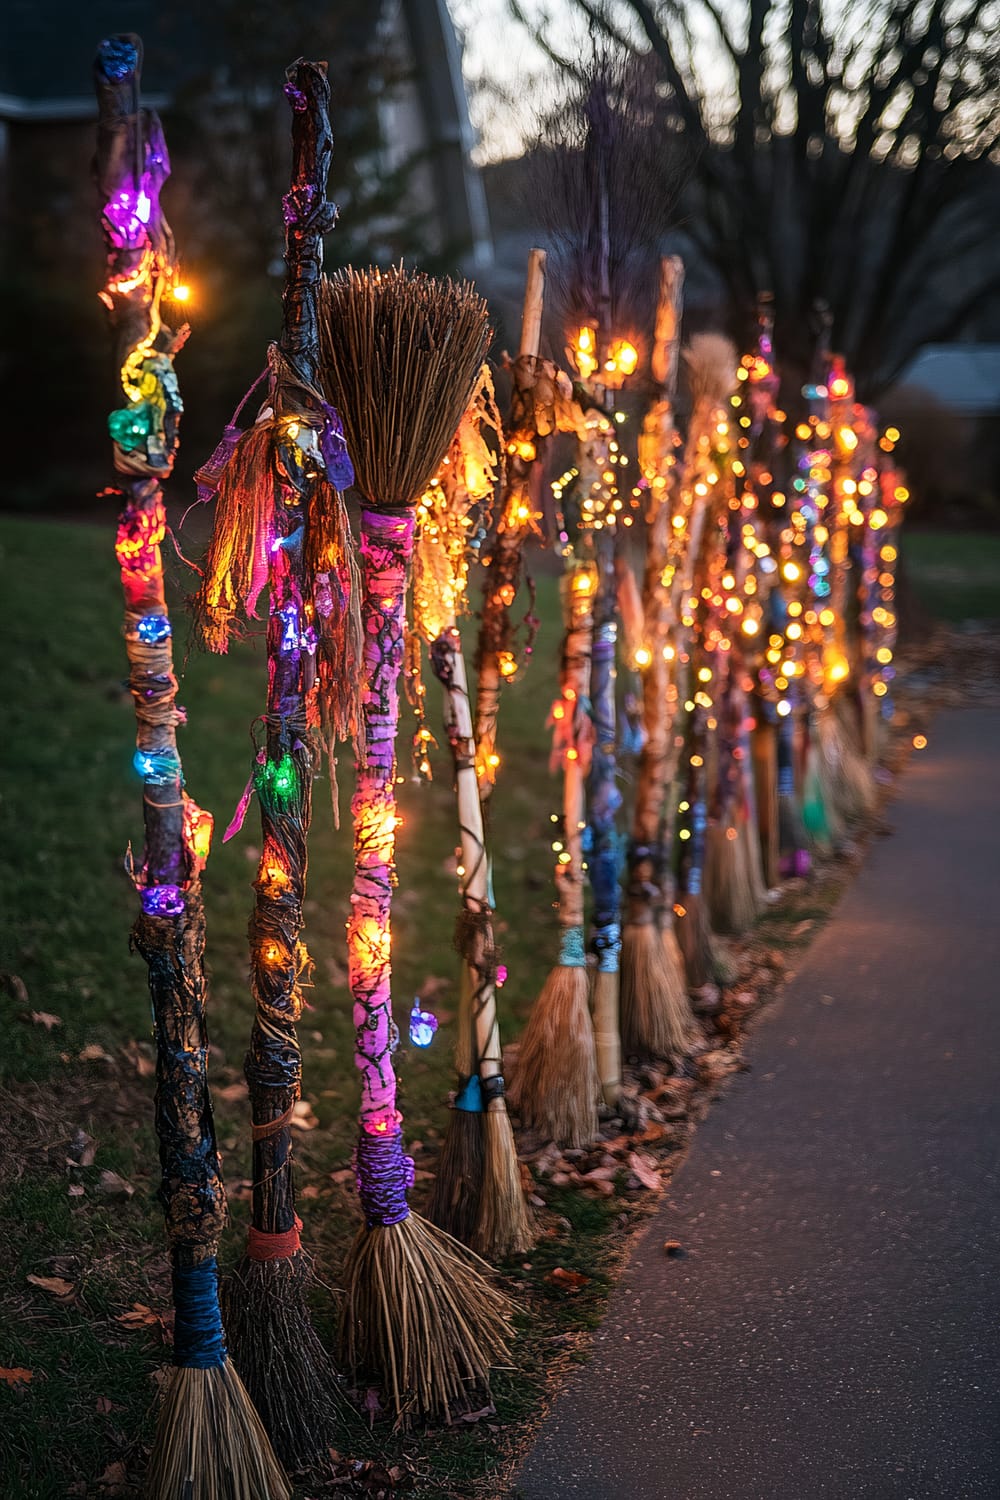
[355,1127,414,1228]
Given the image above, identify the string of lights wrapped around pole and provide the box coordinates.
[620,255,698,1058]
[319,266,512,1426]
[197,59,357,1471]
[417,398,536,1262]
[474,248,549,797]
[93,34,289,1500]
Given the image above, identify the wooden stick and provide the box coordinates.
[474,248,546,798]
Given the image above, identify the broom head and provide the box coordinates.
[146,1360,291,1500]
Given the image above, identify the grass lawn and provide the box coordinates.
[901,528,1000,623]
[1,512,982,1498]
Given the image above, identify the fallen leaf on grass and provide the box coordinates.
[66,1128,97,1167]
[95,1395,120,1414]
[215,1080,248,1102]
[78,1044,114,1064]
[97,1460,127,1493]
[122,1039,155,1077]
[291,1100,319,1131]
[98,1170,135,1199]
[116,1303,160,1328]
[68,1184,85,1198]
[299,1183,321,1200]
[0,1366,33,1387]
[545,1267,590,1294]
[29,1010,62,1031]
[27,1274,76,1301]
[457,1403,496,1423]
[2,972,30,1005]
[628,1152,664,1192]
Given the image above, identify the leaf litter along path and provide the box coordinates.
[515,706,1000,1500]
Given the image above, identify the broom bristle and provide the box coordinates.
[476,1104,535,1260]
[620,920,696,1058]
[803,733,843,849]
[426,1106,486,1246]
[318,266,492,509]
[338,1212,513,1427]
[705,814,766,935]
[509,964,599,1148]
[220,1252,346,1472]
[675,892,714,991]
[146,1361,291,1500]
[825,700,877,821]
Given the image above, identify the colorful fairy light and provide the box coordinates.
[408,1002,438,1048]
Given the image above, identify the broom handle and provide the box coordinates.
[630,258,685,912]
[93,36,226,1279]
[431,632,504,1089]
[474,247,546,796]
[246,60,334,1239]
[557,569,594,935]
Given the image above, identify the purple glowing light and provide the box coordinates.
[496,964,508,988]
[140,884,185,917]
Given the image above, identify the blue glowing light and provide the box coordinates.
[134,748,182,783]
[408,1002,438,1048]
[137,613,172,644]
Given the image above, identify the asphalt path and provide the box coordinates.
[515,709,1000,1500]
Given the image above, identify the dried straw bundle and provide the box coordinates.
[147,1363,290,1500]
[319,266,512,1424]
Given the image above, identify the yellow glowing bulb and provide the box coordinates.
[741,618,760,636]
[873,681,888,697]
[786,622,802,640]
[634,647,652,668]
[171,283,191,302]
[608,338,638,376]
[776,699,791,717]
[782,562,800,582]
[870,508,888,529]
[838,426,858,452]
[886,427,900,442]
[913,734,927,749]
[876,647,893,664]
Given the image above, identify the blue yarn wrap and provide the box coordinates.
[558,926,587,968]
[172,1258,227,1370]
[455,1073,484,1113]
[593,921,621,974]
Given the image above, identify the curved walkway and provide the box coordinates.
[516,709,1000,1500]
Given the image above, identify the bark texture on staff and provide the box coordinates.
[220,58,344,1473]
[96,34,289,1500]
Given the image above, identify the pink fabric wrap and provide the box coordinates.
[348,508,417,1135]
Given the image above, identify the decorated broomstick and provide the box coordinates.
[197,61,358,1471]
[702,336,772,935]
[416,411,535,1262]
[319,266,512,1425]
[94,36,288,1500]
[620,255,698,1059]
[673,335,739,995]
[509,550,600,1147]
[474,247,549,796]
